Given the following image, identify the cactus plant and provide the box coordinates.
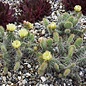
[39,37,53,51]
[0,24,35,73]
[63,68,71,77]
[43,12,84,37]
[37,30,85,83]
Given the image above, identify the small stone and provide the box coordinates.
[17,25,22,28]
[8,72,11,77]
[11,83,14,86]
[22,79,27,85]
[7,81,11,84]
[0,63,2,67]
[79,71,83,76]
[2,84,5,86]
[42,29,45,35]
[50,84,54,86]
[25,73,31,77]
[0,77,2,81]
[18,81,22,86]
[18,76,21,80]
[39,84,43,86]
[27,64,31,68]
[3,76,6,82]
[41,76,46,82]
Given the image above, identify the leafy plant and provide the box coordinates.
[18,0,51,23]
[0,1,15,28]
[62,0,86,15]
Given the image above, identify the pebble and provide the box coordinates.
[41,76,46,82]
[39,84,48,86]
[18,76,21,80]
[79,71,84,76]
[42,29,45,35]
[2,84,5,86]
[8,72,11,77]
[0,63,2,67]
[27,64,31,68]
[25,73,31,77]
[22,79,27,85]
[2,76,6,82]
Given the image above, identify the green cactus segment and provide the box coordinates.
[38,61,48,75]
[1,45,7,53]
[64,29,71,34]
[53,32,59,43]
[77,57,86,67]
[1,44,10,64]
[62,12,70,20]
[47,38,53,47]
[58,37,64,54]
[16,49,22,61]
[74,38,83,48]
[58,73,63,78]
[29,33,34,42]
[67,63,76,69]
[77,12,82,19]
[68,45,76,58]
[14,61,20,71]
[40,38,47,50]
[73,18,78,26]
[0,26,4,41]
[64,21,73,29]
[63,69,71,77]
[54,63,59,71]
[59,22,64,29]
[3,66,8,75]
[43,18,49,28]
[67,16,74,23]
[67,34,75,44]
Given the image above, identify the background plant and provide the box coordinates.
[0,1,15,28]
[18,0,51,23]
[62,0,86,15]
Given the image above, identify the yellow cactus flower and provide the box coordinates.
[43,51,52,61]
[23,21,33,29]
[74,5,82,12]
[34,46,38,51]
[6,23,16,32]
[28,22,33,29]
[12,40,21,49]
[19,29,28,38]
[48,22,57,30]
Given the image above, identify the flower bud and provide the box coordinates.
[23,21,33,29]
[12,40,21,49]
[34,46,38,51]
[19,29,28,38]
[43,51,52,61]
[48,22,57,30]
[74,5,82,12]
[7,23,16,32]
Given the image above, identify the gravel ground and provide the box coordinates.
[0,0,86,86]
